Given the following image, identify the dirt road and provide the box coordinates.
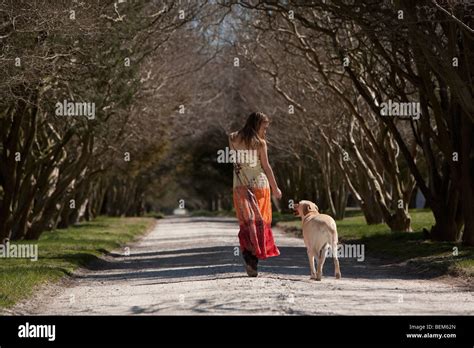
[14,216,473,315]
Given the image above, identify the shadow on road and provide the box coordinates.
[77,245,429,284]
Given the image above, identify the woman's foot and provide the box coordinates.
[243,250,258,277]
[245,263,258,277]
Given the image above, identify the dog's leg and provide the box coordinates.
[307,250,316,280]
[316,246,327,281]
[333,243,341,279]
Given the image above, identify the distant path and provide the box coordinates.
[14,216,473,315]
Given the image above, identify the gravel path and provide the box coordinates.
[13,216,473,315]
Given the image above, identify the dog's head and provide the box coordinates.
[293,200,319,217]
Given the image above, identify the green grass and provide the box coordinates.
[277,209,474,278]
[143,211,165,219]
[272,211,296,225]
[0,216,155,309]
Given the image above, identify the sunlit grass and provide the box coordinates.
[0,217,155,309]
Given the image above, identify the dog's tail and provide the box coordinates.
[331,219,338,245]
[331,219,339,256]
[331,241,338,258]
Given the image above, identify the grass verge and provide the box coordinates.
[0,216,155,309]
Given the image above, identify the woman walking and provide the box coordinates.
[229,112,281,277]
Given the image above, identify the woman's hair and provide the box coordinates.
[233,111,269,148]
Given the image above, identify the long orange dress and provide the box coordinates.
[230,139,280,260]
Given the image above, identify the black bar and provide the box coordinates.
[0,316,472,346]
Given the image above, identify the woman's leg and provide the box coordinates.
[242,249,258,277]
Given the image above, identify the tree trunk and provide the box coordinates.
[385,208,413,232]
[460,111,474,246]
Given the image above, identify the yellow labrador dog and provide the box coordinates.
[294,200,341,281]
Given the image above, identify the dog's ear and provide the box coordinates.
[302,204,311,216]
[303,202,319,215]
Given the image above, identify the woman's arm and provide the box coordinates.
[259,140,282,199]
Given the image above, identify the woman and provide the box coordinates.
[229,111,282,277]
